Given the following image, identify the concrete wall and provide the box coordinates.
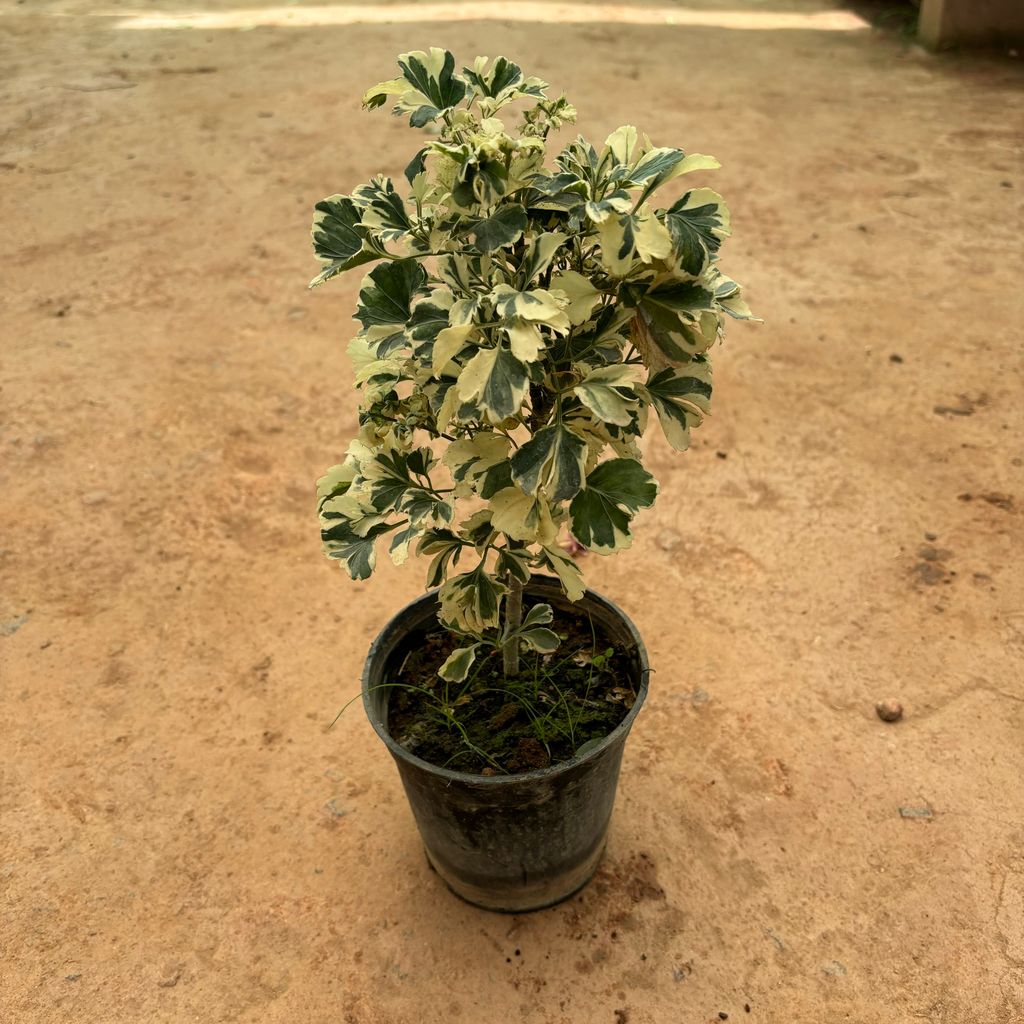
[919,0,1024,48]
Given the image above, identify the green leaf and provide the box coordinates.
[456,344,530,423]
[510,422,587,502]
[641,364,712,451]
[662,188,731,276]
[569,459,658,554]
[438,644,479,683]
[470,204,527,252]
[355,259,427,331]
[310,195,378,287]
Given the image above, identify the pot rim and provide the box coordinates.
[361,577,650,787]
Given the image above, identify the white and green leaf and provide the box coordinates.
[510,422,588,502]
[573,364,643,426]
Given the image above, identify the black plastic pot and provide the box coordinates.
[361,576,649,913]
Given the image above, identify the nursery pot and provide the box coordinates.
[362,576,649,913]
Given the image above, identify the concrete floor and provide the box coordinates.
[2,2,1023,1022]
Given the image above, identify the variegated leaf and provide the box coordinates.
[456,344,530,422]
[355,259,427,331]
[549,270,603,325]
[353,176,413,242]
[490,284,571,334]
[438,567,506,633]
[569,458,658,554]
[310,195,379,287]
[662,188,731,276]
[438,644,480,682]
[640,363,713,451]
[489,487,558,544]
[364,48,468,127]
[536,544,585,601]
[510,422,587,502]
[432,323,476,375]
[574,364,643,426]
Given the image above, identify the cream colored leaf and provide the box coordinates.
[489,487,558,544]
[506,319,545,362]
[432,324,475,376]
[605,125,639,165]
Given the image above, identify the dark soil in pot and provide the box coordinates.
[387,601,637,775]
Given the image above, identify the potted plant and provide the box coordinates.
[311,49,755,912]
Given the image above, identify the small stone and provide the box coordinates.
[899,805,934,820]
[323,797,347,818]
[82,490,110,506]
[715,450,728,459]
[157,967,182,988]
[719,1015,729,1021]
[889,353,903,363]
[656,528,682,552]
[876,699,903,723]
[66,974,81,982]
[924,532,937,541]
[0,613,30,637]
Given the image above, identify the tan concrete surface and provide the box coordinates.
[2,2,1023,1022]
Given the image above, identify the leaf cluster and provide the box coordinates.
[313,49,756,649]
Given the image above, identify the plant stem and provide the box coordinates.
[502,575,524,678]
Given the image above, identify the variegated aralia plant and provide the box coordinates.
[313,49,755,683]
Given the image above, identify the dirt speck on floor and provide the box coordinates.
[2,3,1023,1023]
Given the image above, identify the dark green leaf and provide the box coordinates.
[355,259,427,331]
[569,459,658,553]
[469,204,527,252]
